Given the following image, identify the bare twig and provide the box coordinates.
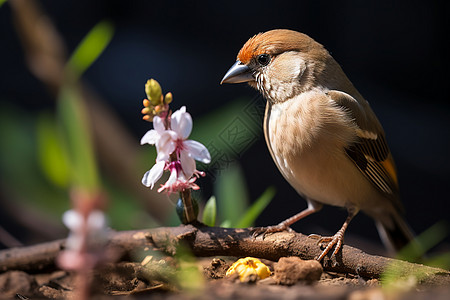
[1,225,449,285]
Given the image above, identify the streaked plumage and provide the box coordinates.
[221,29,415,259]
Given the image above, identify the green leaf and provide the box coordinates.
[397,220,449,262]
[54,20,114,191]
[214,162,249,227]
[236,186,276,228]
[66,20,114,80]
[220,220,232,228]
[381,221,450,288]
[202,196,217,227]
[57,84,99,191]
[36,112,70,188]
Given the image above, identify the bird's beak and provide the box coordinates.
[220,60,254,84]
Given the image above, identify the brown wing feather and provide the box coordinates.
[327,90,401,209]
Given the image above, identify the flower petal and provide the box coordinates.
[180,150,196,178]
[142,160,165,188]
[87,210,107,230]
[62,210,82,230]
[153,115,165,133]
[156,131,176,161]
[166,166,178,186]
[140,130,159,145]
[184,140,211,163]
[171,106,192,139]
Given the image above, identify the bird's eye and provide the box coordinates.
[257,54,270,66]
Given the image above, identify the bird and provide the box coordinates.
[221,29,416,261]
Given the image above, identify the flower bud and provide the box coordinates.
[141,107,151,115]
[143,99,150,107]
[164,92,173,104]
[145,79,162,106]
[154,105,162,114]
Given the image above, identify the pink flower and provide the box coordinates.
[141,106,210,191]
[157,161,203,194]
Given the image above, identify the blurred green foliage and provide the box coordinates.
[66,20,114,81]
[202,196,216,227]
[37,112,70,188]
[397,221,449,263]
[0,17,275,245]
[174,244,205,292]
[202,162,275,228]
[381,221,450,289]
[58,20,113,192]
[0,103,70,218]
[57,85,100,192]
[215,163,249,226]
[236,186,275,228]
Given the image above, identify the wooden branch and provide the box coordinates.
[1,225,449,285]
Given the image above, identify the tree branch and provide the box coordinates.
[1,225,449,285]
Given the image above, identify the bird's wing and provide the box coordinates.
[327,90,402,209]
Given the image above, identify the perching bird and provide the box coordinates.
[221,29,415,261]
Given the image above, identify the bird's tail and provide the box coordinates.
[375,212,420,256]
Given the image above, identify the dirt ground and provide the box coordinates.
[1,256,449,300]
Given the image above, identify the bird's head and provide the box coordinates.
[221,29,335,104]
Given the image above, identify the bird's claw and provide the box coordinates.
[314,233,344,262]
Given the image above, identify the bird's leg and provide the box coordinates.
[252,201,322,237]
[313,207,358,261]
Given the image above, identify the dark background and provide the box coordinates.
[0,0,449,253]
